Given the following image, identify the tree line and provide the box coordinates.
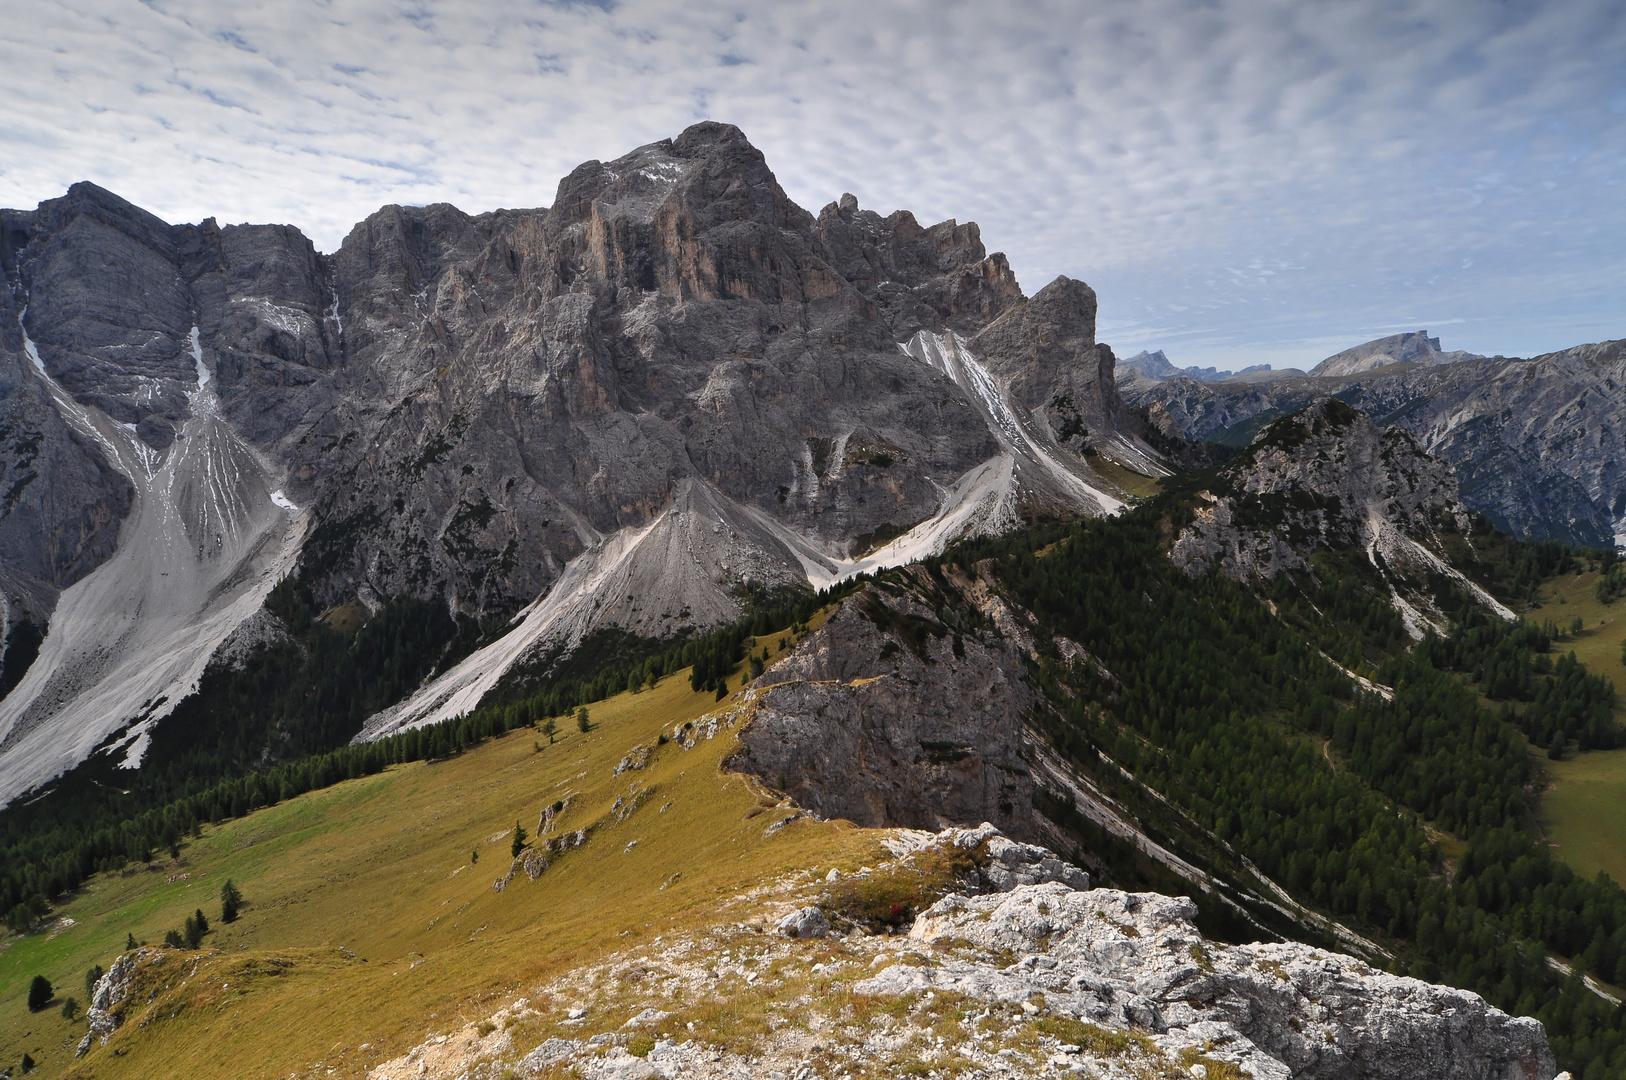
[1,575,861,937]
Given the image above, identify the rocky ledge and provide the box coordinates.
[871,883,1552,1080]
[365,826,1556,1080]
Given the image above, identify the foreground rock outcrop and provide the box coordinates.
[367,826,1558,1080]
[880,883,1552,1080]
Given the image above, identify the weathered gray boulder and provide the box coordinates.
[774,906,832,939]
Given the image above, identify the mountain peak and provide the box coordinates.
[1309,330,1481,377]
[1169,399,1512,626]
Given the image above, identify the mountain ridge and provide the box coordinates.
[0,122,1164,803]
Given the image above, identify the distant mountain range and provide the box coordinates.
[1119,332,1625,549]
[1117,349,1272,382]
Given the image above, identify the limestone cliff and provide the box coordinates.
[0,123,1159,802]
[725,569,1037,836]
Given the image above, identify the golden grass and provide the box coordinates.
[0,658,871,1080]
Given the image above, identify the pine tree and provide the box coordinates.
[125,932,138,950]
[511,822,528,858]
[26,974,52,1011]
[575,706,590,733]
[61,995,79,1020]
[184,908,209,948]
[220,879,243,923]
[542,718,557,744]
[164,929,185,948]
[84,964,103,1002]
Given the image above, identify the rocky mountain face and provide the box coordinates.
[0,123,1164,803]
[725,569,1039,838]
[1126,336,1626,548]
[1170,399,1511,635]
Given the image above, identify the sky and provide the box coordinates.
[3,0,1623,370]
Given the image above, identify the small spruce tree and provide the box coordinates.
[125,931,139,950]
[164,928,185,948]
[220,879,243,923]
[85,964,103,1002]
[61,995,79,1020]
[471,849,479,865]
[183,908,209,948]
[542,718,557,744]
[21,1051,35,1073]
[26,974,52,1011]
[575,706,590,733]
[511,822,528,858]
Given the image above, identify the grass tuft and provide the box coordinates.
[820,845,977,931]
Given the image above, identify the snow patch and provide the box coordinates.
[230,296,314,338]
[190,326,210,393]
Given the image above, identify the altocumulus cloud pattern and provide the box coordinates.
[2,0,1624,367]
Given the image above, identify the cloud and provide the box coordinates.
[2,0,1623,367]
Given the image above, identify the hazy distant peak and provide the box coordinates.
[1118,349,1271,383]
[1310,331,1482,378]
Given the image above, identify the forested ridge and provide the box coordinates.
[952,508,1626,1078]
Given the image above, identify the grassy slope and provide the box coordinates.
[0,640,874,1080]
[1535,570,1626,884]
[1089,456,1162,501]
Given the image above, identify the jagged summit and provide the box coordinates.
[1170,398,1512,635]
[0,122,1171,799]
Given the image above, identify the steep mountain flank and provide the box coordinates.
[0,123,1159,802]
[1126,336,1626,548]
[1169,399,1510,634]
